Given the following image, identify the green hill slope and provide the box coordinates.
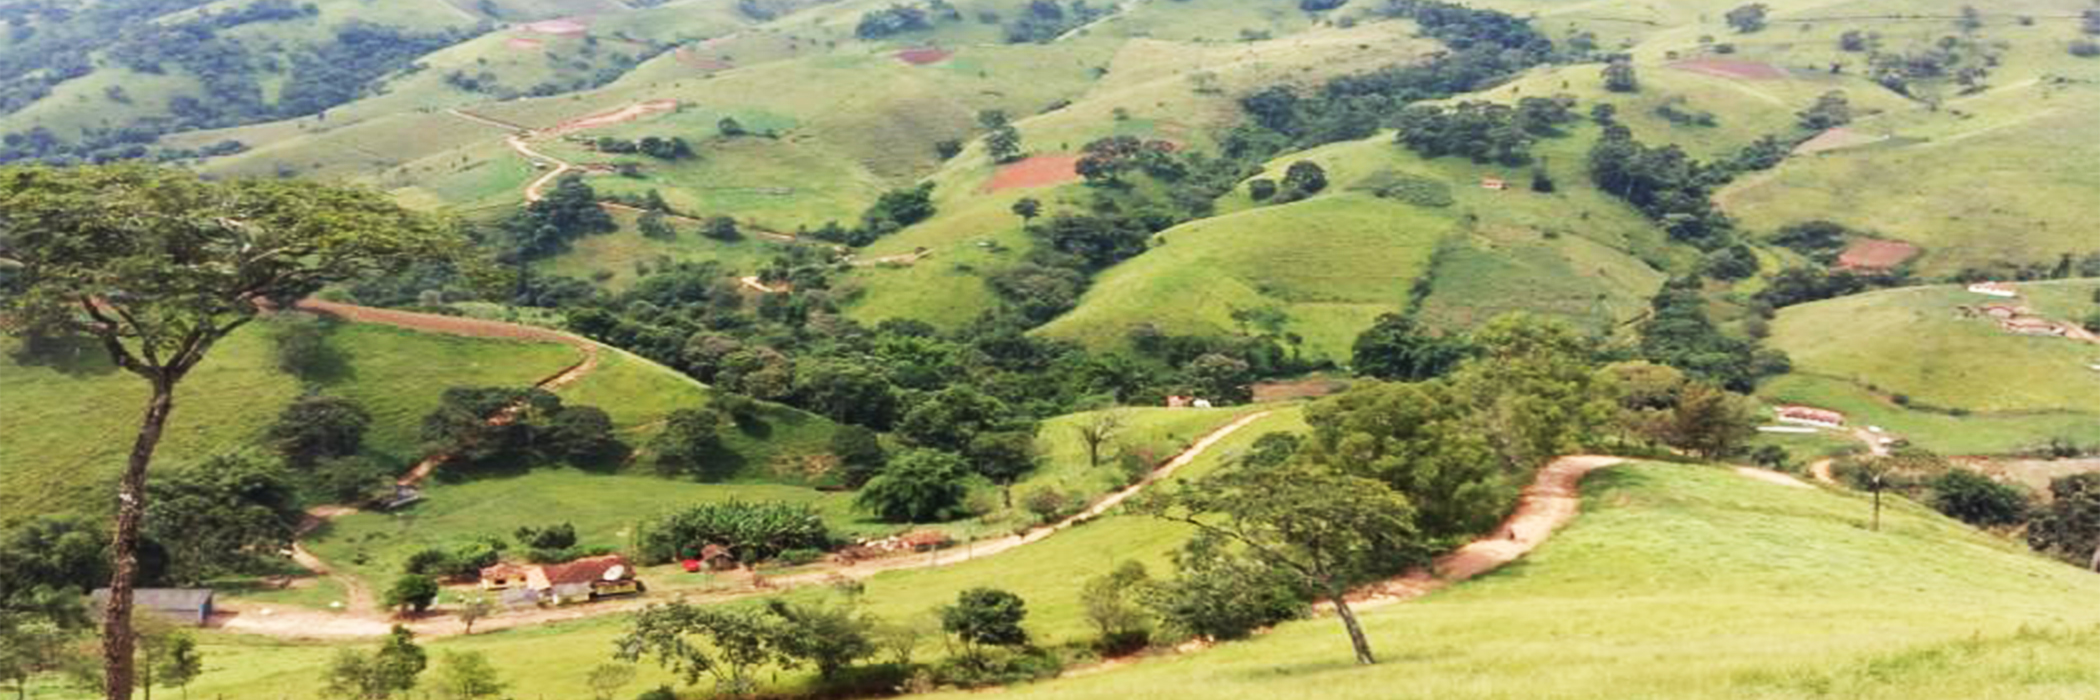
[938,461,2100,699]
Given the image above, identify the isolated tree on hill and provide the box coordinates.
[1080,561,1154,651]
[1139,461,1418,665]
[1602,59,1639,92]
[701,216,741,242]
[638,210,675,240]
[268,393,372,467]
[1725,3,1769,33]
[434,650,506,700]
[324,625,427,700]
[1277,160,1328,201]
[984,125,1024,164]
[941,588,1030,666]
[1075,410,1125,467]
[717,117,747,137]
[0,164,455,700]
[385,575,440,614]
[616,602,787,697]
[454,594,495,636]
[2027,473,2100,570]
[1796,90,1851,130]
[1011,197,1041,223]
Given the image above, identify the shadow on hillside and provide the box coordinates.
[8,332,118,377]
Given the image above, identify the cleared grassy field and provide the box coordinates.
[0,318,573,525]
[1768,282,2100,414]
[1037,193,1448,362]
[1757,373,2100,456]
[536,207,790,289]
[934,461,2100,700]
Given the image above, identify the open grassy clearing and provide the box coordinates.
[1768,281,2100,414]
[936,461,2100,700]
[1757,373,2100,456]
[536,206,791,290]
[1036,193,1447,362]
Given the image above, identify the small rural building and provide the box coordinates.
[1775,406,1845,428]
[1480,177,1508,190]
[90,589,214,626]
[543,554,642,601]
[697,544,737,571]
[1966,281,2018,298]
[478,563,534,590]
[1165,395,1192,408]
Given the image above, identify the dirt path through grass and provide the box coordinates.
[221,409,1277,639]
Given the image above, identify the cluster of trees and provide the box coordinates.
[420,385,626,465]
[620,585,1057,696]
[1002,0,1109,44]
[592,135,694,160]
[1246,160,1329,203]
[1073,135,1180,186]
[1637,276,1791,391]
[1392,95,1578,166]
[634,501,831,565]
[800,182,938,246]
[326,626,509,699]
[1229,0,1556,155]
[854,0,958,38]
[493,175,618,261]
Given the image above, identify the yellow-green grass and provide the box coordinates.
[1767,281,2100,414]
[0,319,573,525]
[1037,193,1448,362]
[166,408,1305,700]
[536,206,791,289]
[1758,373,2100,456]
[1005,406,1248,517]
[933,461,2100,700]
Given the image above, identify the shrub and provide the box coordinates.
[1929,470,2029,527]
[637,500,830,564]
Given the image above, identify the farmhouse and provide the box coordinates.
[1966,281,2018,298]
[89,588,213,626]
[479,554,642,606]
[1775,405,1845,428]
[1480,177,1508,190]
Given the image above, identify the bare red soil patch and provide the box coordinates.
[1837,238,1920,270]
[523,18,588,37]
[1669,58,1788,80]
[505,36,544,51]
[896,47,953,65]
[982,154,1080,192]
[1252,377,1349,403]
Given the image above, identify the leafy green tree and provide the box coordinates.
[1602,59,1638,92]
[984,125,1023,164]
[542,405,624,462]
[701,216,741,242]
[896,386,1011,451]
[1025,213,1151,269]
[1182,353,1252,404]
[1662,382,1760,458]
[616,602,788,697]
[1248,178,1278,201]
[966,430,1040,506]
[1930,470,2029,528]
[2029,473,2100,570]
[145,452,303,584]
[309,455,397,507]
[1138,461,1417,665]
[1277,160,1328,201]
[1725,3,1769,33]
[1074,411,1124,468]
[434,650,505,700]
[1010,197,1041,223]
[856,449,972,523]
[267,394,371,467]
[419,387,557,462]
[1349,313,1471,381]
[384,575,439,614]
[765,598,876,680]
[0,517,112,620]
[941,588,1030,665]
[0,617,75,700]
[150,631,202,700]
[1142,537,1309,641]
[269,313,341,379]
[1796,90,1852,130]
[649,408,726,480]
[792,358,902,429]
[828,425,888,487]
[1449,314,1619,473]
[454,594,495,636]
[323,626,426,700]
[0,164,453,700]
[637,210,676,240]
[717,117,747,137]
[1080,561,1153,651]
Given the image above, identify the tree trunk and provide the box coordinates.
[2089,540,2100,573]
[104,382,175,700]
[1329,587,1376,665]
[1870,489,1881,532]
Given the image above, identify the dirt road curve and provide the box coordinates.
[1340,455,1625,608]
[218,411,1276,639]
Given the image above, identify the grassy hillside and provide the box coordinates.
[0,318,575,524]
[935,461,2100,699]
[1036,194,1448,362]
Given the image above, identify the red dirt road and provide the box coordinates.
[896,47,953,65]
[983,154,1080,192]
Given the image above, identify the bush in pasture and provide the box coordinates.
[856,449,972,523]
[636,501,830,565]
[1929,470,2029,528]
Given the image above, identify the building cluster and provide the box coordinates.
[480,554,642,608]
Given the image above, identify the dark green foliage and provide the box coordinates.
[649,408,728,480]
[855,3,933,38]
[325,626,427,699]
[2028,474,2100,566]
[1142,536,1311,641]
[1276,160,1329,201]
[1350,313,1472,381]
[308,455,398,507]
[0,516,115,618]
[942,588,1030,654]
[765,598,877,680]
[1930,470,2029,527]
[856,449,971,523]
[1797,90,1852,130]
[403,538,503,579]
[965,429,1040,488]
[1003,0,1107,43]
[1394,97,1574,165]
[636,501,830,565]
[1602,60,1638,92]
[1586,126,1733,245]
[1027,213,1152,269]
[268,393,371,467]
[1075,135,1178,186]
[1248,178,1278,200]
[989,263,1088,323]
[384,575,439,613]
[896,386,1015,452]
[1638,277,1785,391]
[500,175,618,261]
[1242,432,1302,469]
[701,216,741,242]
[421,386,626,465]
[1769,220,1853,263]
[985,125,1024,163]
[637,210,676,240]
[1704,243,1760,280]
[1754,266,1901,308]
[1725,3,1769,33]
[145,452,302,584]
[1080,561,1154,652]
[1010,197,1041,222]
[514,523,578,551]
[542,405,623,461]
[830,426,889,487]
[792,358,902,429]
[270,314,341,379]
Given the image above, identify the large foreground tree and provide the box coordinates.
[0,164,455,700]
